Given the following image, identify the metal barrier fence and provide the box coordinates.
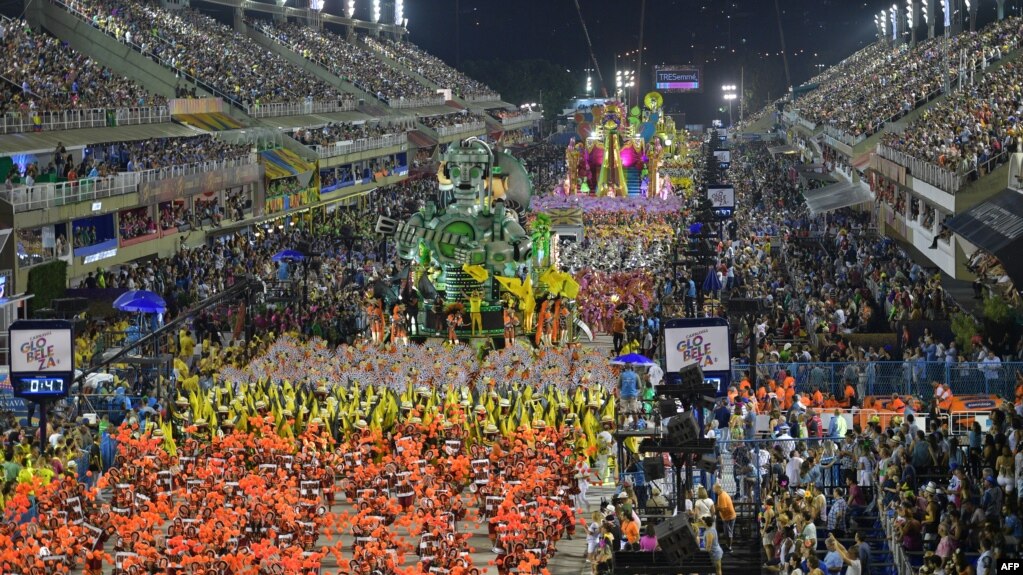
[2,156,256,212]
[616,437,855,512]
[434,122,486,137]
[500,112,542,126]
[311,133,408,159]
[0,106,170,135]
[876,144,966,194]
[246,99,356,118]
[731,360,1023,399]
[383,96,446,109]
[463,94,503,103]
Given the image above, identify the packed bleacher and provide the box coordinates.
[250,20,437,105]
[648,140,1023,575]
[0,18,162,116]
[418,110,485,130]
[793,16,1023,140]
[88,135,251,173]
[361,34,499,100]
[880,55,1023,177]
[290,121,404,147]
[488,108,533,121]
[118,206,156,239]
[65,0,351,108]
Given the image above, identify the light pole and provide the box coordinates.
[722,85,737,127]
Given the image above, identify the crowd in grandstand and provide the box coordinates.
[0,18,162,116]
[880,54,1023,176]
[251,20,436,104]
[158,200,190,231]
[488,108,535,121]
[66,0,350,107]
[418,111,485,130]
[118,208,156,239]
[89,135,251,173]
[793,16,1023,140]
[362,35,499,100]
[291,121,406,148]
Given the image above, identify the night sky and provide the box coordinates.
[398,0,1021,124]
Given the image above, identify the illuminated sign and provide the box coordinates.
[664,324,731,373]
[83,249,117,264]
[654,66,702,94]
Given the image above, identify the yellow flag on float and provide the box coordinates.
[540,268,581,299]
[462,264,490,283]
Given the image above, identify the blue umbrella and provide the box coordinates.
[272,249,305,262]
[112,290,139,308]
[703,267,722,293]
[115,290,167,314]
[611,353,656,366]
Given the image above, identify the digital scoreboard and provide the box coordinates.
[8,320,74,400]
[12,376,68,397]
[654,66,703,94]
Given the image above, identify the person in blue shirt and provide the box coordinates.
[823,537,844,575]
[685,276,697,318]
[619,365,640,424]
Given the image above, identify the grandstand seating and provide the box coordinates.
[61,0,353,114]
[361,35,499,101]
[0,16,165,134]
[792,16,1023,143]
[879,55,1023,187]
[251,20,440,108]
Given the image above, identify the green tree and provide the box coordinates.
[462,59,576,122]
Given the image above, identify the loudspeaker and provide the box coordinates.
[654,515,699,561]
[696,453,718,474]
[666,411,699,444]
[643,457,665,481]
[726,297,767,315]
[658,398,678,418]
[53,297,88,314]
[677,364,705,388]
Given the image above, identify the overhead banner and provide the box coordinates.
[138,164,262,205]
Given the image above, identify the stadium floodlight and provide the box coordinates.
[345,0,354,18]
[891,5,897,40]
[906,0,912,24]
[880,10,887,36]
[372,0,381,23]
[921,0,928,24]
[310,0,323,11]
[394,0,403,25]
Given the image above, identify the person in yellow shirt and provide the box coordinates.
[179,329,196,360]
[468,290,484,336]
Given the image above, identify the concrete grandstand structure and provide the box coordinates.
[745,12,1023,309]
[0,0,540,296]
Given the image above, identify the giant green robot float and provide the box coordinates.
[375,138,536,335]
